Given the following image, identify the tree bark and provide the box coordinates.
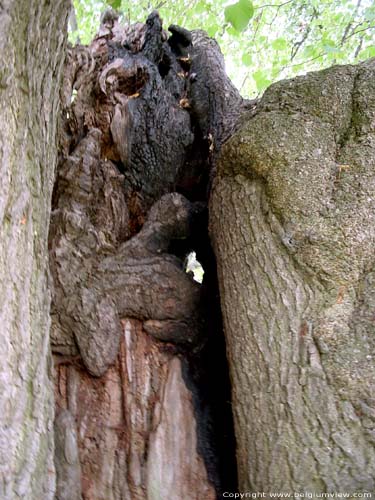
[0,1,70,499]
[54,319,216,500]
[210,60,375,494]
[5,3,374,498]
[51,11,237,499]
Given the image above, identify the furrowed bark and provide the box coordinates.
[6,3,373,497]
[210,60,375,494]
[0,1,70,498]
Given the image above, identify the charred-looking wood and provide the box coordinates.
[168,24,192,57]
[142,10,164,64]
[53,12,243,371]
[52,10,239,497]
[60,12,199,224]
[189,30,244,153]
[50,128,204,376]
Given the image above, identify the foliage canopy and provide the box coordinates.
[71,0,375,96]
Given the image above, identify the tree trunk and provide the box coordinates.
[4,3,374,498]
[0,1,70,499]
[51,11,237,499]
[210,61,375,494]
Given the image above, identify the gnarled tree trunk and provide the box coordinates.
[0,1,70,498]
[3,2,375,498]
[51,11,238,499]
[210,60,375,494]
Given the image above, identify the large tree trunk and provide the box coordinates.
[0,1,70,499]
[3,2,375,498]
[210,61,375,493]
[50,11,238,499]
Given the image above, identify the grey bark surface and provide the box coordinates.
[210,60,375,493]
[0,1,70,499]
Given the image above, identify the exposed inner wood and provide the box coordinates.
[51,10,239,498]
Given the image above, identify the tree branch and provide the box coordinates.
[255,0,293,10]
[340,0,362,46]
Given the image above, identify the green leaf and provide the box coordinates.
[252,70,271,92]
[323,44,340,53]
[226,26,241,37]
[358,46,375,59]
[207,24,220,37]
[195,1,207,14]
[271,64,282,78]
[271,37,287,51]
[242,52,252,66]
[107,0,121,9]
[224,0,254,32]
[364,7,375,21]
[303,44,318,57]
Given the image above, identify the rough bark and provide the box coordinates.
[210,60,375,494]
[8,3,372,497]
[50,132,204,377]
[51,11,237,499]
[0,1,70,499]
[54,319,216,500]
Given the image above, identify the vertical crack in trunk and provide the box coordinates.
[51,10,241,499]
[182,249,239,495]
